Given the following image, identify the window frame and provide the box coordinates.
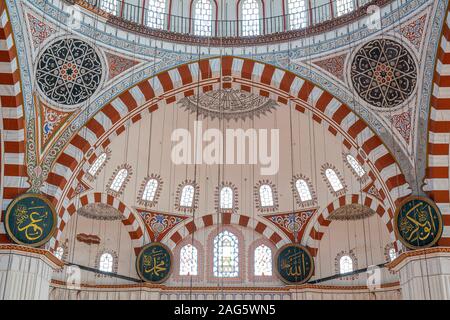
[239,0,263,37]
[137,174,163,207]
[146,0,167,29]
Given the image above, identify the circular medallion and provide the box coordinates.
[36,38,103,108]
[350,38,417,109]
[394,196,443,250]
[275,244,314,285]
[136,242,172,283]
[5,193,57,247]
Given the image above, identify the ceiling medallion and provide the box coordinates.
[328,204,376,221]
[77,203,124,221]
[36,38,103,108]
[178,89,278,121]
[350,38,417,109]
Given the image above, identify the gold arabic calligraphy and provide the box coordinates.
[399,202,436,243]
[143,249,168,276]
[280,250,308,278]
[15,206,48,241]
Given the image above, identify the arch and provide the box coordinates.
[0,1,29,239]
[425,4,450,246]
[41,56,410,245]
[163,211,290,251]
[172,238,205,282]
[189,0,219,36]
[52,192,147,255]
[247,238,276,282]
[303,193,396,256]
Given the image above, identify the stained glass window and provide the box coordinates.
[99,252,113,272]
[339,255,353,274]
[147,0,166,29]
[336,0,354,17]
[389,248,397,262]
[180,244,198,276]
[242,0,260,36]
[110,169,128,192]
[88,153,107,176]
[55,246,64,260]
[194,0,213,36]
[101,0,118,15]
[180,185,195,207]
[288,0,307,30]
[220,187,233,209]
[325,169,344,192]
[254,244,272,276]
[295,179,312,202]
[259,184,274,207]
[213,231,239,277]
[142,179,159,201]
[346,154,366,178]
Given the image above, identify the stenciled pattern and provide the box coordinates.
[36,38,102,106]
[350,39,417,109]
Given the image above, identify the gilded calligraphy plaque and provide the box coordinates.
[5,193,57,247]
[136,242,172,283]
[275,244,314,284]
[394,196,443,250]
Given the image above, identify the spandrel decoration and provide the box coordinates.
[5,193,57,247]
[394,197,443,250]
[275,244,314,284]
[136,242,172,283]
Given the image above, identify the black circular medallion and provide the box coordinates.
[36,38,102,107]
[136,242,172,283]
[394,196,443,250]
[5,193,57,247]
[275,244,314,284]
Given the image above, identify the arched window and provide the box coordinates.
[88,153,107,176]
[336,0,354,17]
[99,252,114,273]
[259,184,274,207]
[213,231,239,277]
[295,179,312,202]
[109,168,128,192]
[55,246,64,260]
[254,244,272,276]
[242,0,260,36]
[389,248,397,262]
[100,0,118,15]
[288,0,307,30]
[220,187,233,209]
[339,255,353,274]
[147,0,166,29]
[194,0,213,36]
[325,168,344,192]
[142,179,159,202]
[180,184,195,207]
[346,154,366,178]
[180,244,198,276]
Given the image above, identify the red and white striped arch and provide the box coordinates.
[42,56,410,247]
[425,4,450,246]
[0,2,29,243]
[51,192,147,255]
[163,211,290,250]
[303,193,393,256]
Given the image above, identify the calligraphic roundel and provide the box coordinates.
[5,193,57,247]
[394,196,443,250]
[136,242,172,283]
[275,244,314,285]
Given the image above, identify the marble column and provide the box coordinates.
[388,247,450,300]
[0,244,63,300]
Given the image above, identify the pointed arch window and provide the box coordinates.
[220,187,233,209]
[55,246,64,260]
[339,255,353,274]
[180,244,198,276]
[242,0,260,36]
[100,0,118,15]
[346,154,366,178]
[388,248,397,262]
[194,0,213,36]
[110,169,128,192]
[180,185,195,207]
[326,168,344,192]
[142,179,159,202]
[336,0,354,17]
[213,231,239,277]
[259,184,274,207]
[99,252,114,273]
[295,179,312,202]
[288,0,307,30]
[88,153,107,177]
[254,244,272,276]
[147,0,166,29]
